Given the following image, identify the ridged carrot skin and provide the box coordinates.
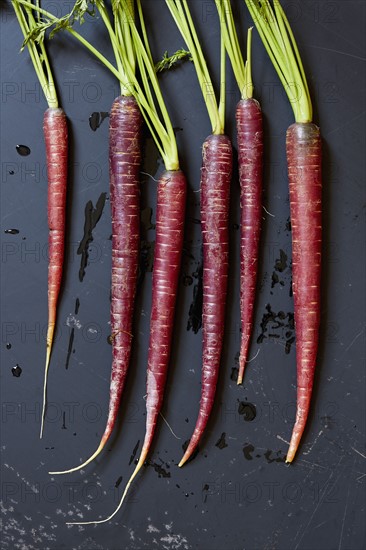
[179,134,232,467]
[236,98,263,384]
[107,95,142,443]
[124,169,187,480]
[41,107,68,438]
[286,122,322,463]
[49,96,142,473]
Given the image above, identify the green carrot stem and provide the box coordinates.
[245,0,312,122]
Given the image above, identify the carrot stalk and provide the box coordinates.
[179,134,232,466]
[50,95,142,474]
[286,122,321,462]
[166,0,232,467]
[245,0,322,462]
[11,0,68,439]
[236,97,263,383]
[66,0,186,524]
[66,169,186,525]
[41,108,68,438]
[216,1,264,383]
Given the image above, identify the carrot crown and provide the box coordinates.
[215,0,253,100]
[12,0,58,108]
[245,0,312,123]
[16,0,136,94]
[166,0,226,136]
[20,0,181,171]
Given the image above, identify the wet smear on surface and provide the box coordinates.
[4,229,19,235]
[11,365,22,377]
[285,217,292,232]
[257,304,295,354]
[230,367,239,381]
[115,476,123,488]
[243,444,255,460]
[187,262,203,333]
[141,207,155,231]
[238,401,256,421]
[285,337,295,354]
[271,249,289,289]
[150,460,171,478]
[137,241,155,289]
[182,439,199,464]
[129,440,140,466]
[16,144,31,156]
[89,111,109,131]
[74,298,80,315]
[202,484,209,503]
[275,249,288,273]
[77,193,107,282]
[65,329,75,370]
[182,275,193,286]
[215,433,228,449]
[264,450,286,463]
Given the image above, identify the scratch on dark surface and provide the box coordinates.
[303,430,324,456]
[293,457,347,550]
[338,468,353,550]
[351,447,366,459]
[307,44,366,61]
[344,327,365,354]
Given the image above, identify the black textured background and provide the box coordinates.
[1,1,365,549]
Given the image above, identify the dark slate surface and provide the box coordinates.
[1,1,365,549]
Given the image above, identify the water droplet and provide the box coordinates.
[4,229,19,235]
[9,170,15,175]
[16,145,31,156]
[12,364,22,377]
[6,343,12,350]
[89,111,109,131]
[238,402,256,421]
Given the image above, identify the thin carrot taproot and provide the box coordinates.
[245,0,322,462]
[12,0,68,439]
